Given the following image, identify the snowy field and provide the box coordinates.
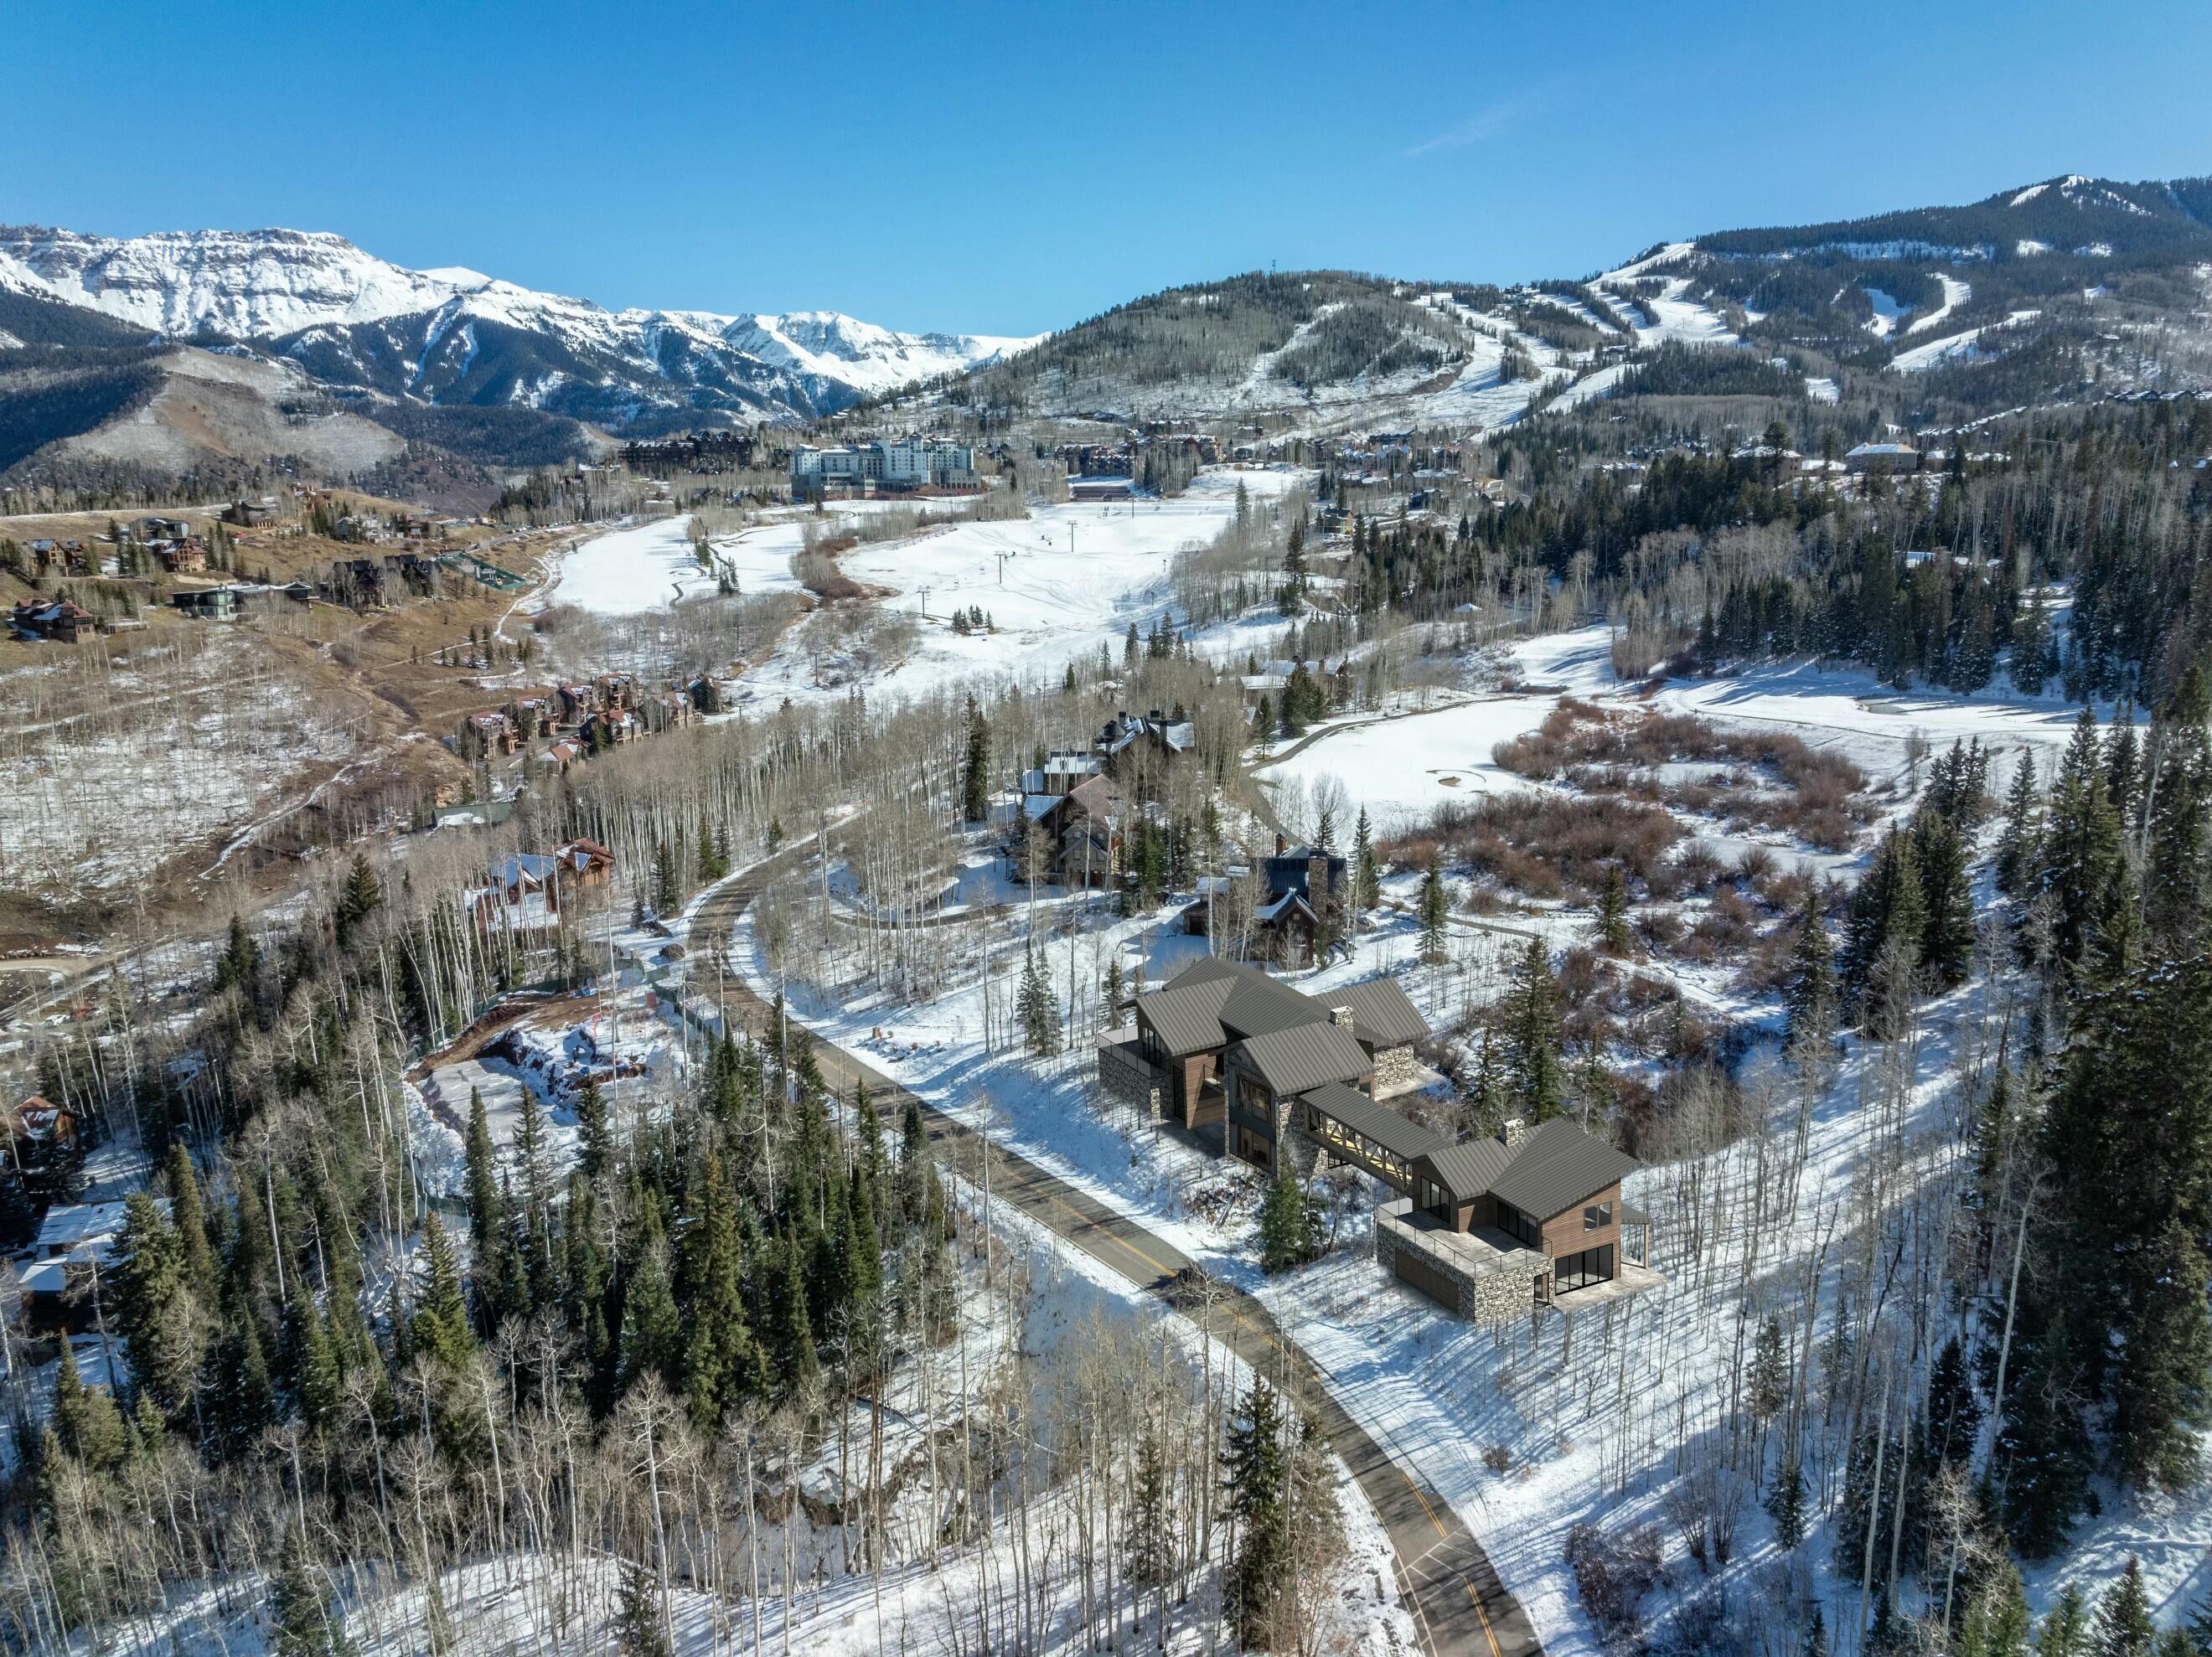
[544,516,725,615]
[733,468,1311,708]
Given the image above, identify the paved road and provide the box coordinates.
[693,860,1541,1657]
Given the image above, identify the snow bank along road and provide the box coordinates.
[693,854,1539,1657]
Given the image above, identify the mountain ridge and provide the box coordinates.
[0,223,1041,428]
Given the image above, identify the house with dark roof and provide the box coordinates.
[1098,956,1432,1169]
[1098,955,1654,1320]
[1379,1117,1651,1320]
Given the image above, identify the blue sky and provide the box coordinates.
[8,2,2210,335]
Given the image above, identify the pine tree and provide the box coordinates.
[680,1154,762,1429]
[1594,864,1634,956]
[1125,1427,1174,1589]
[1996,752,2043,897]
[1222,1378,1291,1647]
[2039,708,2124,973]
[1956,1559,2033,1657]
[1915,813,1978,990]
[1352,806,1380,915]
[1258,1171,1322,1272]
[334,853,382,950]
[1783,900,1837,1053]
[612,1554,671,1657]
[1766,1449,1806,1550]
[2039,1583,2090,1657]
[112,1190,199,1421]
[653,840,681,915]
[1499,936,1566,1122]
[575,1075,609,1177]
[269,1526,354,1656]
[2095,1557,2156,1657]
[1418,853,1448,963]
[1017,944,1062,1058]
[961,695,992,822]
[51,1340,127,1471]
[464,1087,502,1262]
[410,1212,476,1373]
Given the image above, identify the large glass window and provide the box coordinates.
[1497,1203,1540,1250]
[1554,1244,1615,1293]
[1584,1200,1614,1232]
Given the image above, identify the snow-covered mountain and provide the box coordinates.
[0,224,1040,428]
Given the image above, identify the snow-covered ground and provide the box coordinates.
[698,617,2156,1650]
[544,516,723,614]
[731,468,1310,707]
[1905,272,1972,336]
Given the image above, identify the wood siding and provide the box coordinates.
[1540,1180,1623,1262]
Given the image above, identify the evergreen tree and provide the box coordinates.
[680,1154,762,1429]
[574,1075,609,1178]
[1125,1427,1174,1590]
[2039,1583,2090,1657]
[111,1190,199,1422]
[51,1340,127,1471]
[2039,709,2124,973]
[410,1212,476,1373]
[1594,863,1634,956]
[1914,812,1978,991]
[653,840,681,915]
[1222,1378,1291,1647]
[1418,853,1448,963]
[333,854,382,951]
[612,1554,671,1657]
[1258,1170,1323,1272]
[1352,806,1381,915]
[464,1087,502,1262]
[1996,753,2043,898]
[1499,937,1567,1121]
[618,1205,681,1392]
[268,1526,354,1657]
[2094,1557,2156,1657]
[1017,943,1062,1058]
[1766,1449,1806,1550]
[1782,899,1837,1053]
[1956,1559,2033,1657]
[961,695,992,823]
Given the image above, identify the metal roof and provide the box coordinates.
[1331,977,1429,1048]
[1133,957,1431,1060]
[1487,1118,1641,1223]
[1227,1022,1372,1097]
[1304,1081,1444,1163]
[1420,1137,1515,1203]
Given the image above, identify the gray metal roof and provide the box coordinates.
[1134,957,1429,1061]
[1420,1137,1515,1203]
[1331,977,1429,1048]
[1217,973,1324,1040]
[1487,1118,1641,1223]
[1135,974,1237,1056]
[1304,1082,1444,1163]
[1227,1022,1372,1096]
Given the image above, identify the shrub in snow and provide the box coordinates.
[1564,1520,1664,1650]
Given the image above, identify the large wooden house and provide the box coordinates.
[1098,956,1651,1319]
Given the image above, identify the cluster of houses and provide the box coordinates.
[1098,957,1653,1323]
[1010,710,1356,967]
[455,671,711,780]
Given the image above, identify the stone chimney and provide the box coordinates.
[1274,833,1289,857]
[1308,855,1329,899]
[1499,1117,1528,1149]
[1330,1005,1355,1028]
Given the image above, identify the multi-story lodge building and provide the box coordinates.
[1099,956,1651,1321]
[790,438,976,496]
